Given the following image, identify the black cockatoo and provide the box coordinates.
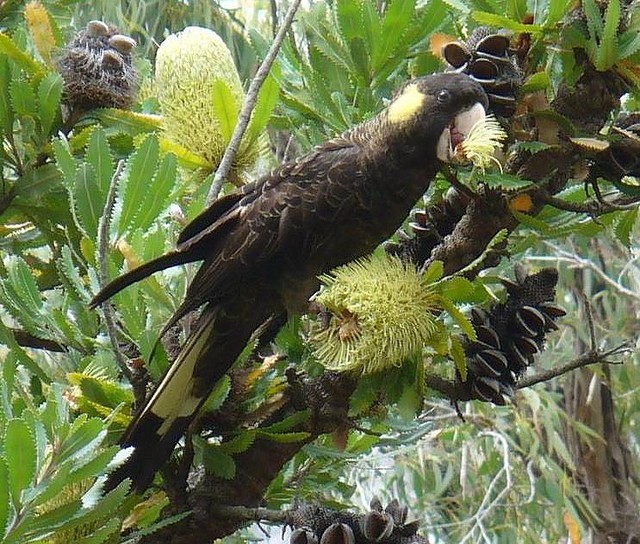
[91,72,488,491]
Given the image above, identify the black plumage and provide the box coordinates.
[92,73,488,491]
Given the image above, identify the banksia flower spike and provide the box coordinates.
[455,114,507,171]
[154,26,259,176]
[311,254,441,375]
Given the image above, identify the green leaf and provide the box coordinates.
[68,373,133,410]
[449,335,467,383]
[613,206,638,248]
[259,410,310,434]
[5,418,37,504]
[256,430,311,443]
[52,138,77,190]
[423,260,444,284]
[58,416,104,462]
[86,128,113,198]
[131,152,177,231]
[57,245,91,302]
[618,29,640,59]
[9,79,37,118]
[0,33,44,76]
[202,446,236,479]
[375,0,416,70]
[472,11,543,33]
[119,135,159,233]
[0,322,49,382]
[211,79,239,145]
[583,0,603,44]
[0,55,14,134]
[218,431,256,455]
[440,296,476,341]
[247,71,280,144]
[521,71,551,94]
[74,163,101,238]
[0,457,11,539]
[6,255,43,313]
[73,517,121,544]
[90,109,163,135]
[37,71,62,136]
[595,0,620,70]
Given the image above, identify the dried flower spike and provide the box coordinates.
[311,254,441,374]
[456,114,507,171]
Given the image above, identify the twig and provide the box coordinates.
[582,293,598,351]
[518,344,629,389]
[96,160,134,383]
[211,505,288,524]
[206,0,303,205]
[539,189,640,215]
[10,328,67,352]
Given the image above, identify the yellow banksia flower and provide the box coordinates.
[311,254,441,374]
[457,115,507,171]
[155,26,258,176]
[24,1,57,64]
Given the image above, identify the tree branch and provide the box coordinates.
[206,0,302,204]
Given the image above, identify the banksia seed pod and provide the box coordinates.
[57,20,138,112]
[311,255,441,374]
[464,266,566,405]
[319,523,355,544]
[384,187,470,267]
[155,26,259,174]
[291,528,319,544]
[443,26,523,117]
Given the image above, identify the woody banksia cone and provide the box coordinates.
[155,26,259,175]
[311,255,441,374]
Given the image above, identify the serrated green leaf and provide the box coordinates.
[218,431,256,455]
[595,0,620,70]
[521,71,551,94]
[67,446,120,487]
[375,0,415,70]
[6,255,43,313]
[74,163,101,238]
[0,457,12,539]
[57,245,91,302]
[132,153,177,231]
[482,172,535,189]
[90,108,163,135]
[211,79,239,145]
[58,417,104,462]
[119,135,159,233]
[439,297,476,341]
[259,410,310,434]
[5,418,37,504]
[545,0,573,27]
[9,78,37,118]
[423,260,444,284]
[614,206,638,247]
[583,0,603,44]
[37,71,62,136]
[439,276,476,303]
[618,29,640,59]
[0,55,13,134]
[86,128,113,198]
[0,322,49,382]
[256,430,312,443]
[52,138,77,190]
[68,373,133,410]
[14,162,62,201]
[0,33,44,76]
[449,335,467,380]
[23,499,83,538]
[135,510,191,537]
[73,516,121,544]
[472,11,543,32]
[202,446,236,479]
[25,463,73,509]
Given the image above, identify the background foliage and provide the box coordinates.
[0,0,638,543]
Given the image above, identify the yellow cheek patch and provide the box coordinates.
[387,84,427,125]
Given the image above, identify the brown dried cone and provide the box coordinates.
[289,498,427,544]
[57,20,138,115]
[384,187,470,266]
[462,266,566,405]
[443,26,524,117]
